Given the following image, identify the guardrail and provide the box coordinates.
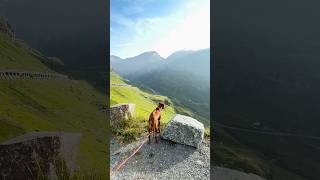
[0,70,68,80]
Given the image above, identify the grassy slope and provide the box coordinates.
[129,69,210,126]
[0,33,52,71]
[110,71,210,141]
[214,127,307,180]
[0,32,108,177]
[110,71,175,124]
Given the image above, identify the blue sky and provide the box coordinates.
[110,0,210,58]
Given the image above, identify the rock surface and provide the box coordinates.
[0,131,81,179]
[110,103,135,126]
[161,114,204,148]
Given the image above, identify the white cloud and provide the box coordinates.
[152,3,210,58]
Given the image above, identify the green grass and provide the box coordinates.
[0,32,108,177]
[0,33,52,71]
[0,80,108,177]
[204,127,210,138]
[110,71,177,142]
[214,127,269,177]
[110,71,176,124]
[214,127,308,180]
[109,71,212,142]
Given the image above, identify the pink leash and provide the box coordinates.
[110,133,151,177]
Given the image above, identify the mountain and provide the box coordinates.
[110,48,210,126]
[0,19,108,177]
[166,49,210,78]
[0,0,106,68]
[0,0,107,91]
[110,55,122,64]
[111,51,165,76]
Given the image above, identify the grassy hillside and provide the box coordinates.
[0,31,108,177]
[214,127,308,180]
[130,69,210,126]
[110,71,175,139]
[110,71,177,123]
[0,33,52,71]
[110,71,209,141]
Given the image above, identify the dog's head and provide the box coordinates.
[158,101,165,110]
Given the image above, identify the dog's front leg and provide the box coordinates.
[158,115,161,133]
[148,120,151,144]
[148,130,151,144]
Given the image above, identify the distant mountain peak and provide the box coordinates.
[110,55,120,58]
[167,48,210,60]
[132,51,164,60]
[110,55,123,63]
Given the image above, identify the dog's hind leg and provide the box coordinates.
[155,129,159,143]
[148,118,152,144]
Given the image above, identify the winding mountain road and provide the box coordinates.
[214,122,320,140]
[0,70,68,80]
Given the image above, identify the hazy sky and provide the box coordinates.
[110,0,210,59]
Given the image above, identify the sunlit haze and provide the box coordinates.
[110,0,210,58]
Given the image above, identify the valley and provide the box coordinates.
[111,49,210,127]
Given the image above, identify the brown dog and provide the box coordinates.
[148,101,165,144]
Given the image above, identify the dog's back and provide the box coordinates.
[148,102,165,143]
[149,108,160,132]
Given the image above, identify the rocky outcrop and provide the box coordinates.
[0,70,68,80]
[161,114,204,148]
[110,103,135,126]
[0,132,81,179]
[0,17,15,40]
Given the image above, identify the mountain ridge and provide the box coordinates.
[110,48,210,126]
[110,48,209,61]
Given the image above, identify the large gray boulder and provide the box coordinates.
[161,114,204,148]
[110,103,135,126]
[0,131,81,179]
